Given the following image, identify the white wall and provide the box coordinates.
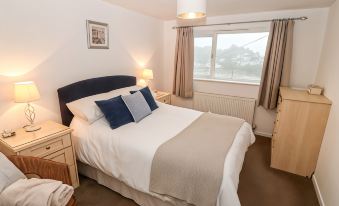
[161,8,329,136]
[0,0,163,130]
[314,1,339,205]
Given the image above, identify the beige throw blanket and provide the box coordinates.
[150,113,245,206]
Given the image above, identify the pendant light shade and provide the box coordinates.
[177,0,206,19]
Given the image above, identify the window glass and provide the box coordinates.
[194,31,269,84]
[194,37,213,79]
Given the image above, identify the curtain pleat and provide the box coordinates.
[172,27,194,98]
[258,20,294,109]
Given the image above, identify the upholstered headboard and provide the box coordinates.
[57,75,136,126]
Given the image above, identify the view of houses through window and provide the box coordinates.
[194,31,269,84]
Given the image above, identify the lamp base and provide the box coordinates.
[24,124,41,132]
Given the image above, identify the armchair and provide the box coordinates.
[8,155,76,206]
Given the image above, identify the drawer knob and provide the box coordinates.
[46,146,51,150]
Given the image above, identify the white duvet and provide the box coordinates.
[71,102,255,206]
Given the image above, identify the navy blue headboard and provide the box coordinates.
[57,75,136,126]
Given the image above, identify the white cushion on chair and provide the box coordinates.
[0,153,26,193]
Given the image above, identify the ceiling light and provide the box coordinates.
[177,0,206,20]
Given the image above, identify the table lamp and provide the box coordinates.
[14,81,41,132]
[142,69,153,80]
[137,79,147,87]
[142,69,153,88]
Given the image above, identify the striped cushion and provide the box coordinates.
[122,91,152,122]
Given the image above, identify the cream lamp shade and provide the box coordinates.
[14,81,40,103]
[177,0,206,19]
[142,69,154,80]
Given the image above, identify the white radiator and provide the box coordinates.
[193,92,256,126]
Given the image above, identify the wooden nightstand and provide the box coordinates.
[0,121,79,188]
[156,91,171,104]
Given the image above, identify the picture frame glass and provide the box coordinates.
[87,20,109,49]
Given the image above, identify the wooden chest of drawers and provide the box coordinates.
[271,87,332,177]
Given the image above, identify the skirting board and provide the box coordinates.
[254,130,272,138]
[312,175,325,206]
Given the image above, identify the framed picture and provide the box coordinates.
[86,20,109,49]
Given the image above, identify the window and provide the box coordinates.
[194,31,269,84]
[194,37,213,79]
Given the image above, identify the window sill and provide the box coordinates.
[194,78,260,86]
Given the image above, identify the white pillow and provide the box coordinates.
[0,153,26,193]
[66,85,141,124]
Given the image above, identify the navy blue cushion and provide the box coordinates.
[95,95,133,129]
[130,87,158,111]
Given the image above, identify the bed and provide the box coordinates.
[57,75,255,206]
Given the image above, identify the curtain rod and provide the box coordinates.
[172,16,308,29]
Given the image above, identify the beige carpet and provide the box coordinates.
[75,136,319,206]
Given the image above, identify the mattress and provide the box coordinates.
[70,102,255,206]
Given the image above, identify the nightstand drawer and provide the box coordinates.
[44,147,74,166]
[158,96,171,104]
[19,134,71,157]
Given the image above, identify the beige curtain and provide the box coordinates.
[172,27,194,98]
[258,19,295,109]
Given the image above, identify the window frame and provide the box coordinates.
[193,27,270,85]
